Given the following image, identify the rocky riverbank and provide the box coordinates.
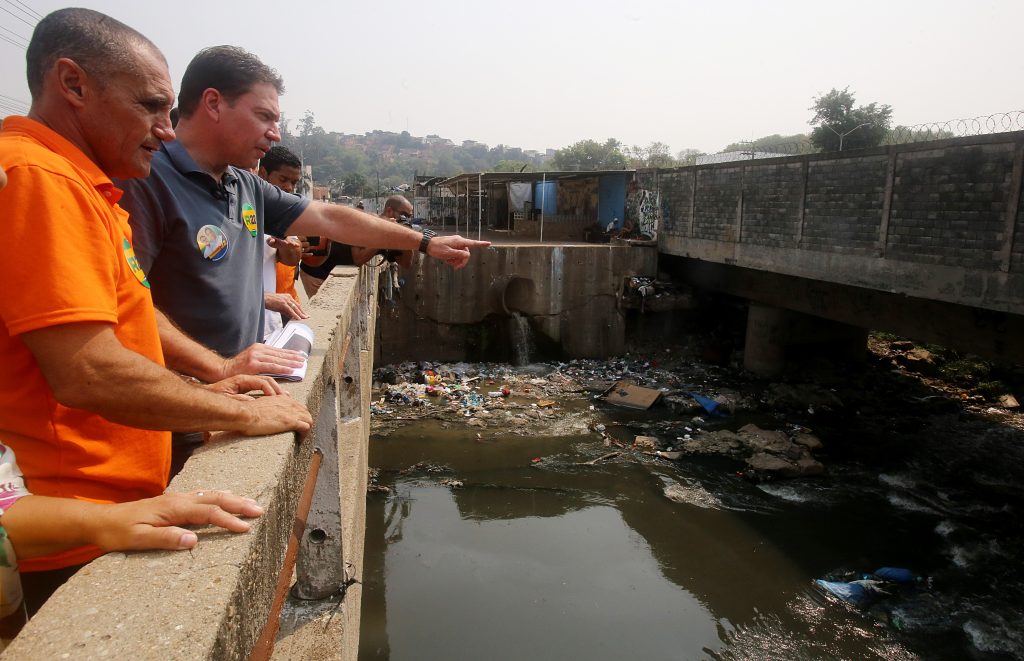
[370,335,1022,485]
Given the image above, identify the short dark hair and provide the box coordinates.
[260,145,301,174]
[26,8,162,97]
[384,195,411,212]
[177,46,284,118]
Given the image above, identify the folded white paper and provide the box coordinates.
[261,322,313,381]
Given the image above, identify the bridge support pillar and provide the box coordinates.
[744,303,867,377]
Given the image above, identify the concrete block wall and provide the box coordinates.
[888,143,1016,269]
[654,170,694,238]
[1016,200,1024,272]
[654,131,1024,318]
[741,162,804,247]
[694,166,743,241]
[803,154,887,255]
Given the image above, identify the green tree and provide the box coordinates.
[625,141,676,168]
[721,133,812,154]
[493,160,534,173]
[809,88,892,151]
[676,148,705,166]
[551,138,628,171]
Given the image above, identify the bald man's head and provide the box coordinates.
[26,8,165,99]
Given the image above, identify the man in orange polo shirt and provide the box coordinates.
[0,8,313,613]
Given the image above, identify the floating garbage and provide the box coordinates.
[815,567,924,609]
[599,381,663,410]
[685,391,726,417]
[815,579,890,608]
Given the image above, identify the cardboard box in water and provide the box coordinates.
[600,381,663,410]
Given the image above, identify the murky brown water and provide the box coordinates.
[357,372,1024,661]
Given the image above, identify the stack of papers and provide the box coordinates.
[261,323,314,381]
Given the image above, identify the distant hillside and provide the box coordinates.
[277,114,551,197]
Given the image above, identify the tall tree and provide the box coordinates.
[676,148,705,166]
[493,160,534,173]
[809,88,892,151]
[550,138,628,171]
[625,142,676,168]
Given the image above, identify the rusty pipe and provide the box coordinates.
[248,447,323,661]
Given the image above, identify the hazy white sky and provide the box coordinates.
[1,0,1021,154]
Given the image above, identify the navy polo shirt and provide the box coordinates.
[117,141,310,357]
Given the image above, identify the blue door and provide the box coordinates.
[598,175,627,228]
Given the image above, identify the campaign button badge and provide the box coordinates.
[122,237,150,288]
[242,203,258,236]
[197,224,228,261]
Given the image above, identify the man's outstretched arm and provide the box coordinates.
[287,203,491,270]
[1,490,265,559]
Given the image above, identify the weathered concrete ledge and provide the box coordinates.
[3,267,375,661]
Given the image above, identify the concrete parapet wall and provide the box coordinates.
[4,268,375,660]
[653,132,1024,317]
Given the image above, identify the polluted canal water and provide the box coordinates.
[357,352,1024,661]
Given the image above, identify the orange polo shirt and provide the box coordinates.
[275,261,300,304]
[0,117,171,572]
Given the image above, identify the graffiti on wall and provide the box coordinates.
[625,185,660,239]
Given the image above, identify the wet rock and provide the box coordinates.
[797,457,826,476]
[662,480,722,509]
[466,418,486,428]
[634,435,659,450]
[890,340,914,351]
[784,444,805,461]
[680,429,745,456]
[737,424,791,454]
[747,453,800,478]
[794,432,824,450]
[897,348,939,375]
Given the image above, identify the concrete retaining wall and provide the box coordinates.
[3,268,376,661]
[375,244,658,363]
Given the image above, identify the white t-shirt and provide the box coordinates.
[262,240,283,338]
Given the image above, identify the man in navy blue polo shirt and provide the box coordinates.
[118,46,490,472]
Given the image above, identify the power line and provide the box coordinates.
[0,22,28,44]
[0,31,26,49]
[8,0,41,20]
[0,92,28,106]
[0,4,34,29]
[0,99,28,114]
[0,94,26,108]
[1,0,37,25]
[0,101,27,116]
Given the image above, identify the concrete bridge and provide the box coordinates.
[642,131,1024,373]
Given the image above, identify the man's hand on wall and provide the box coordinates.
[220,343,305,380]
[264,292,309,320]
